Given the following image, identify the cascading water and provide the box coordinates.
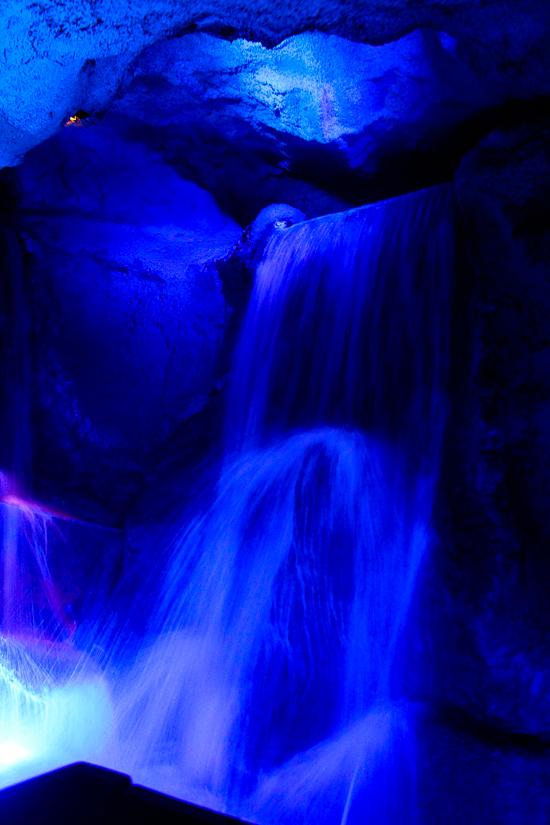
[0,224,115,786]
[112,431,428,823]
[0,184,454,821]
[0,222,69,639]
[225,185,451,477]
[100,185,454,823]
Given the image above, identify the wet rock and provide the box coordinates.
[416,704,550,825]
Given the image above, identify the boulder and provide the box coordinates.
[9,121,241,524]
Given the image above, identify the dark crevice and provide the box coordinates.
[432,703,550,754]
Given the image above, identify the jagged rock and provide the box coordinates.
[36,27,547,226]
[119,28,550,173]
[1,2,550,170]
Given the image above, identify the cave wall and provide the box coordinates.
[10,119,241,525]
[1,1,550,171]
[9,14,550,523]
[439,119,550,738]
[1,2,550,820]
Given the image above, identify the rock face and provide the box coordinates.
[8,120,241,524]
[123,27,550,175]
[8,21,544,230]
[0,1,550,820]
[1,1,550,178]
[426,120,550,738]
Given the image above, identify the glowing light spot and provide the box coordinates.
[64,110,90,127]
[0,741,31,770]
[0,639,113,789]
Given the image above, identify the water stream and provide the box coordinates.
[0,224,116,785]
[106,185,454,822]
[0,185,454,823]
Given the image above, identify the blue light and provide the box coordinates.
[98,187,453,822]
[1,185,454,823]
[0,637,113,790]
[0,742,31,771]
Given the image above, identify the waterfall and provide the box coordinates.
[0,225,116,787]
[225,185,453,480]
[0,185,454,813]
[106,185,454,823]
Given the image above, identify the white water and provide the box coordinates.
[0,186,454,822]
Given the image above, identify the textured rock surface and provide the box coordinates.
[426,120,550,738]
[123,28,550,173]
[416,705,550,824]
[7,120,241,525]
[0,0,550,813]
[1,1,550,170]
[39,23,546,228]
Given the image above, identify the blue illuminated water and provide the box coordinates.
[225,185,452,478]
[0,186,454,822]
[103,185,454,821]
[0,223,115,786]
[111,429,428,822]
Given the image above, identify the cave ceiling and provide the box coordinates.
[0,0,549,210]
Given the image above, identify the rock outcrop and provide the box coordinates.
[7,121,241,524]
[427,120,550,739]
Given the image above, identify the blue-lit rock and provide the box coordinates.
[99,27,550,221]
[1,1,550,169]
[13,121,241,523]
[120,28,546,173]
